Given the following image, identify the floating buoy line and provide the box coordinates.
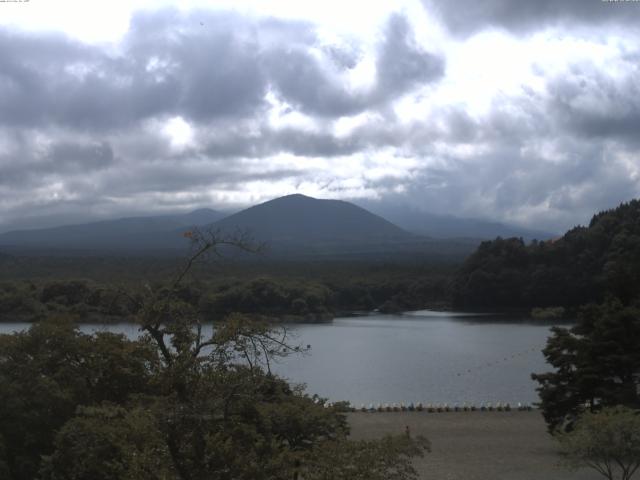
[455,346,541,378]
[321,400,535,413]
[313,345,542,413]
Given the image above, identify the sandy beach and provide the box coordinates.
[348,411,602,480]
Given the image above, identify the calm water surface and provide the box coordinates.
[0,311,561,405]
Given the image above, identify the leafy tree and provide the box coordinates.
[124,229,428,479]
[557,406,640,480]
[40,281,91,306]
[0,318,158,480]
[199,277,332,321]
[41,405,174,480]
[302,434,430,480]
[532,300,640,431]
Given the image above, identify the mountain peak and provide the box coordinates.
[210,194,411,245]
[281,193,312,199]
[265,193,318,204]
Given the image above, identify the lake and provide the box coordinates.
[0,310,562,406]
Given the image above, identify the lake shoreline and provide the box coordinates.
[0,312,335,325]
[0,305,576,325]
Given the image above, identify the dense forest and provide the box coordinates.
[0,262,452,323]
[452,200,640,310]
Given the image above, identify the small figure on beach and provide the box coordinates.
[405,425,411,438]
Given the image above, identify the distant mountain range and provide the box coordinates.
[0,194,551,261]
[355,201,555,241]
[0,209,224,252]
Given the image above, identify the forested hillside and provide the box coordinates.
[452,200,640,309]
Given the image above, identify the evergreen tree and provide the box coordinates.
[532,300,640,431]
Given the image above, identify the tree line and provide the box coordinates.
[452,199,640,309]
[0,271,450,323]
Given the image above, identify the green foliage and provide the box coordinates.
[40,280,91,305]
[199,277,332,320]
[453,200,640,308]
[0,281,44,318]
[0,317,158,480]
[0,280,138,322]
[0,263,453,323]
[41,405,173,480]
[302,434,431,480]
[556,406,640,480]
[532,300,640,431]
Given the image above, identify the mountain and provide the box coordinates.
[210,194,412,244]
[205,194,477,261]
[0,209,224,252]
[355,202,555,241]
[451,199,640,308]
[0,195,479,262]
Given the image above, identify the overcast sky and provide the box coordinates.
[1,0,639,233]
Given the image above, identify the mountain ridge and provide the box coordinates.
[0,208,224,251]
[354,201,555,241]
[0,194,551,261]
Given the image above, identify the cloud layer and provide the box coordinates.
[1,2,639,233]
[424,0,640,35]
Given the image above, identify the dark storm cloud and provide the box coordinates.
[48,142,114,172]
[125,10,270,122]
[0,35,169,130]
[264,47,369,116]
[0,136,114,187]
[546,65,640,144]
[200,127,365,159]
[265,13,443,116]
[0,9,442,131]
[423,0,640,36]
[0,12,268,130]
[0,31,98,127]
[382,79,640,232]
[94,159,305,196]
[374,14,444,99]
